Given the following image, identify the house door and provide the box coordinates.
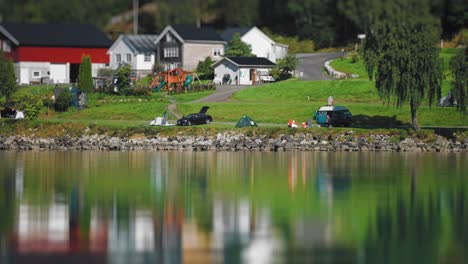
[50,64,67,83]
[251,69,257,85]
[20,68,29,84]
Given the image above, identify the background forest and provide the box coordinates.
[0,0,466,48]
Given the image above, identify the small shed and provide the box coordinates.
[212,57,276,85]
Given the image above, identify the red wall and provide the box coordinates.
[15,46,109,64]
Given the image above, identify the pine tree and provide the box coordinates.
[78,55,93,93]
[362,0,442,130]
[0,52,18,103]
[225,33,253,57]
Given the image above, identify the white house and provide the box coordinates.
[107,34,157,77]
[221,27,288,63]
[212,57,276,85]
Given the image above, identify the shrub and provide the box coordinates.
[97,68,114,78]
[132,87,152,97]
[349,51,360,63]
[11,94,42,120]
[196,57,214,80]
[55,90,74,112]
[0,51,17,102]
[115,65,132,96]
[271,55,298,80]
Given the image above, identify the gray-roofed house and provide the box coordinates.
[221,27,288,63]
[108,34,158,76]
[154,25,226,71]
[212,57,276,85]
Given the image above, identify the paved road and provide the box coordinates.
[295,52,343,80]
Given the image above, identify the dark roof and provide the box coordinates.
[227,57,276,66]
[172,24,224,42]
[220,27,251,42]
[122,34,157,53]
[0,23,112,48]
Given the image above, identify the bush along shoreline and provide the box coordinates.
[0,130,466,152]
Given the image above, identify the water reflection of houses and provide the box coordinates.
[209,198,284,264]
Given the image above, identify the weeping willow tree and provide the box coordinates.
[449,47,467,113]
[362,0,443,130]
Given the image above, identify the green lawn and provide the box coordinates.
[329,58,369,79]
[231,79,378,102]
[3,48,466,129]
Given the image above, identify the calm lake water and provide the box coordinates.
[0,151,466,264]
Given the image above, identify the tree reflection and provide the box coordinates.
[0,151,465,264]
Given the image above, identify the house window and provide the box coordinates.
[164,47,179,58]
[166,34,172,42]
[33,71,40,77]
[2,41,11,52]
[116,54,122,63]
[126,53,132,63]
[213,48,222,57]
[144,54,151,62]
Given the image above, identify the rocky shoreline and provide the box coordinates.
[0,131,466,152]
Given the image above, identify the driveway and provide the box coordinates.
[192,85,252,103]
[295,52,343,80]
[192,52,342,103]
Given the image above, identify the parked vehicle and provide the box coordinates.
[259,75,275,82]
[177,106,213,126]
[314,106,352,127]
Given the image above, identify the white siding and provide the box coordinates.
[214,60,238,84]
[239,68,251,85]
[241,29,274,61]
[15,62,50,84]
[240,27,288,62]
[108,40,135,70]
[135,54,154,73]
[91,63,107,78]
[274,44,288,61]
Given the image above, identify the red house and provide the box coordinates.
[0,23,112,84]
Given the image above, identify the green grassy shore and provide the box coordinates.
[1,49,466,138]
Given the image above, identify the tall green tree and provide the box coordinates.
[362,0,443,130]
[0,52,18,103]
[449,47,467,112]
[225,33,253,57]
[78,55,93,93]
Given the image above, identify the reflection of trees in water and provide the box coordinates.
[1,151,467,263]
[0,153,16,252]
[364,181,468,263]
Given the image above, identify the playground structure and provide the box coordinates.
[151,68,200,93]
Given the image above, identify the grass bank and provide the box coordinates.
[2,48,466,130]
[3,119,465,142]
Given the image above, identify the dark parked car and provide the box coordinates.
[177,106,213,126]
